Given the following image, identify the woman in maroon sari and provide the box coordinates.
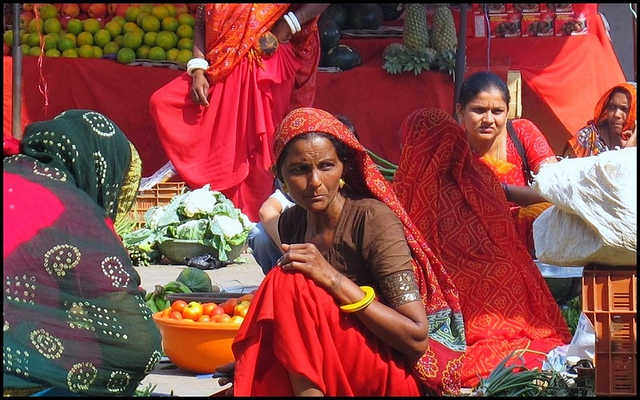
[393,107,572,388]
[229,107,466,396]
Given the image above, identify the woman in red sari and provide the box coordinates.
[456,71,558,256]
[149,4,328,222]
[393,107,572,388]
[229,107,466,396]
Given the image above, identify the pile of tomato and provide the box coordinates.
[158,293,254,324]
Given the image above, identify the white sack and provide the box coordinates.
[532,147,636,266]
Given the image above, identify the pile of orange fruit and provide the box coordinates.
[4,3,197,64]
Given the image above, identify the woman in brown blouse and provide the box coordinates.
[227,107,466,396]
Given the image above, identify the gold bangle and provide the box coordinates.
[339,286,375,313]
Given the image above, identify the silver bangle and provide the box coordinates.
[282,14,297,35]
[287,11,301,32]
[186,58,209,76]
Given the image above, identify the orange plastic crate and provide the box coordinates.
[581,264,637,396]
[128,181,186,228]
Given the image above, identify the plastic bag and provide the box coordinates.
[566,313,596,362]
[532,147,636,266]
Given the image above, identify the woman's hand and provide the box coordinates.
[621,121,637,148]
[277,243,335,290]
[270,18,292,43]
[189,70,210,107]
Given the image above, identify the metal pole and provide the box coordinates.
[12,2,22,139]
[453,3,468,122]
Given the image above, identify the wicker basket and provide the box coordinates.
[128,181,186,229]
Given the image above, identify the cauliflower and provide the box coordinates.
[180,184,218,218]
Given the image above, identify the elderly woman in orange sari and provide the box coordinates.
[393,107,572,389]
[149,4,328,222]
[564,82,637,157]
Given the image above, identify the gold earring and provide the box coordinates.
[339,178,345,188]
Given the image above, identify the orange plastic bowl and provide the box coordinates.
[152,312,240,374]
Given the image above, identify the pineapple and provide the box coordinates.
[403,3,429,50]
[431,4,457,52]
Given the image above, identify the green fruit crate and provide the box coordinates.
[581,264,637,397]
[128,181,186,229]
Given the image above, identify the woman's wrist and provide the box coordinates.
[501,182,510,200]
[187,58,209,76]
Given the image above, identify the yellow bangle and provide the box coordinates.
[339,286,376,313]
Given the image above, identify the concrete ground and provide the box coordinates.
[134,250,265,397]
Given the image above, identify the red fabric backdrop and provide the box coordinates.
[4,4,625,175]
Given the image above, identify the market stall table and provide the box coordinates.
[4,4,625,173]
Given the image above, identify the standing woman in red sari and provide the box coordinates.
[149,4,328,222]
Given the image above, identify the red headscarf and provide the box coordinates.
[273,107,466,395]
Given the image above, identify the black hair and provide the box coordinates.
[275,132,355,181]
[334,114,360,141]
[458,71,510,109]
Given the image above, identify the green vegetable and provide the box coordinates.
[176,267,213,292]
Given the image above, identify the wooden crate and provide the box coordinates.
[128,182,186,228]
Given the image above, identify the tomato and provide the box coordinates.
[212,314,231,323]
[170,310,183,320]
[221,298,238,315]
[209,305,226,317]
[230,315,244,324]
[238,293,254,303]
[202,302,218,316]
[234,300,250,318]
[171,299,188,313]
[197,314,211,322]
[182,301,204,321]
[161,307,172,318]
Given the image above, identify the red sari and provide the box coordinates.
[149,4,321,222]
[393,108,572,388]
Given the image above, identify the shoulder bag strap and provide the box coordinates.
[506,119,533,183]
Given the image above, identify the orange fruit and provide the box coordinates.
[116,47,135,64]
[122,21,139,35]
[57,36,75,52]
[65,18,83,36]
[176,24,193,39]
[102,41,119,55]
[39,4,58,20]
[176,37,193,51]
[3,30,13,47]
[124,6,141,23]
[113,34,125,47]
[82,18,101,35]
[122,31,142,50]
[92,45,103,58]
[76,31,94,47]
[147,45,166,60]
[43,17,62,34]
[93,29,111,48]
[111,15,127,26]
[143,31,157,47]
[161,16,179,33]
[141,15,160,33]
[28,46,43,56]
[166,47,179,61]
[139,4,153,14]
[21,32,30,45]
[61,32,77,46]
[27,18,44,34]
[154,30,176,51]
[176,49,192,64]
[42,34,57,51]
[26,31,40,48]
[104,20,123,38]
[78,44,94,58]
[152,4,170,20]
[136,11,150,27]
[45,48,61,57]
[20,44,30,54]
[164,4,177,17]
[177,13,195,28]
[61,48,78,58]
[136,44,150,59]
